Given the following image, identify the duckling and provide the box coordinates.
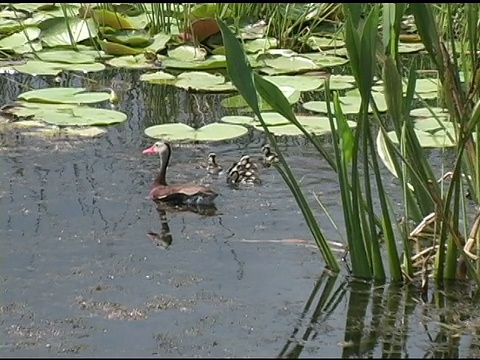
[261,144,279,167]
[206,152,223,175]
[226,169,242,186]
[238,154,258,171]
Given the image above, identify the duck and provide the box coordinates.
[206,152,223,175]
[261,144,279,167]
[226,155,262,186]
[142,141,218,206]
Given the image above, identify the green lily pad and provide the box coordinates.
[220,115,257,126]
[414,118,456,134]
[387,128,456,148]
[92,9,136,30]
[8,41,43,54]
[173,71,235,92]
[328,75,356,91]
[244,38,278,54]
[145,32,171,52]
[41,17,98,47]
[105,54,159,69]
[307,36,345,50]
[103,30,152,48]
[10,60,105,76]
[301,53,349,68]
[414,92,438,100]
[6,101,127,126]
[303,93,387,114]
[415,78,439,93]
[398,42,425,54]
[167,45,207,61]
[259,54,320,75]
[19,87,110,104]
[253,114,357,136]
[140,71,176,84]
[322,47,349,58]
[63,126,107,138]
[162,55,227,70]
[97,39,144,56]
[263,75,324,92]
[220,86,300,110]
[0,27,41,51]
[144,122,248,142]
[35,50,99,64]
[410,107,449,118]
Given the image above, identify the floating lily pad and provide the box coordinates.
[244,38,278,54]
[263,75,324,92]
[410,107,449,118]
[63,126,107,138]
[103,30,152,48]
[41,17,98,47]
[145,32,171,52]
[19,87,110,104]
[144,122,248,142]
[173,71,235,92]
[259,55,320,75]
[98,39,143,56]
[92,9,136,30]
[398,42,425,54]
[220,86,300,110]
[162,55,227,70]
[168,45,207,61]
[253,114,357,136]
[301,53,350,68]
[105,54,159,69]
[35,50,100,64]
[307,36,345,50]
[323,47,349,57]
[414,118,456,134]
[220,115,257,126]
[303,93,388,114]
[386,128,456,148]
[414,78,439,93]
[5,101,127,126]
[0,27,41,51]
[140,71,176,84]
[328,75,356,91]
[8,60,105,76]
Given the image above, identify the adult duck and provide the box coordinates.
[143,141,218,206]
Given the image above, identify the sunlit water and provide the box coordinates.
[1,70,480,358]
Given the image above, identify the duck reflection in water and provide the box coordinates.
[146,202,217,249]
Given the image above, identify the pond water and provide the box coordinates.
[1,69,480,358]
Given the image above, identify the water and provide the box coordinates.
[1,69,480,358]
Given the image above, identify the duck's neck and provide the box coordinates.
[154,144,171,186]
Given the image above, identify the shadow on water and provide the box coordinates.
[2,69,480,357]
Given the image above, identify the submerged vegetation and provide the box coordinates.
[1,2,480,288]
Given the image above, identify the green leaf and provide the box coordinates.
[167,45,207,61]
[304,93,388,114]
[307,36,345,50]
[10,60,105,76]
[220,115,256,126]
[173,71,235,92]
[145,32,172,52]
[103,30,152,48]
[140,71,176,84]
[410,107,449,118]
[301,53,349,68]
[19,87,110,104]
[105,54,159,69]
[162,55,227,70]
[386,128,456,148]
[97,39,143,56]
[35,50,99,64]
[259,55,320,75]
[144,122,248,141]
[263,74,324,92]
[41,17,98,47]
[220,85,300,109]
[92,9,136,30]
[0,27,41,50]
[244,38,278,54]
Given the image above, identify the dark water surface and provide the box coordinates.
[1,70,480,358]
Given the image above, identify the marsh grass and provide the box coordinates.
[219,3,480,285]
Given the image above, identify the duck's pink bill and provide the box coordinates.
[142,146,156,154]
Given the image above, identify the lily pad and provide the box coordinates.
[105,54,160,69]
[97,39,143,56]
[140,71,176,84]
[162,55,227,70]
[220,86,300,110]
[35,50,99,64]
[414,118,456,134]
[9,60,105,76]
[259,55,320,75]
[301,53,349,68]
[398,42,425,53]
[41,17,98,47]
[144,122,248,142]
[410,107,449,118]
[307,36,345,50]
[220,115,257,126]
[19,87,110,104]
[244,38,278,54]
[263,75,324,92]
[92,9,136,30]
[0,27,41,51]
[303,93,388,114]
[103,30,152,48]
[386,128,456,148]
[6,101,127,126]
[173,72,235,92]
[168,45,207,61]
[145,32,171,52]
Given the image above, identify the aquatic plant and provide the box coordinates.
[218,3,480,285]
